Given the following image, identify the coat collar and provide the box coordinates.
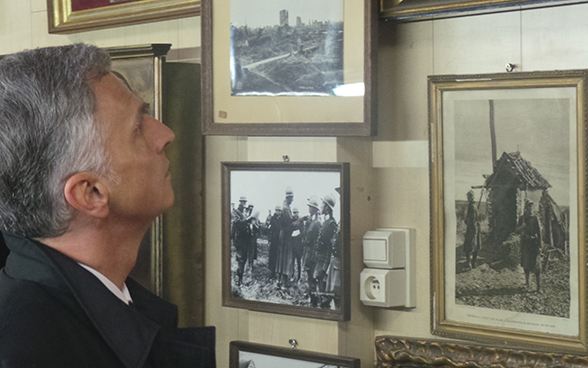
[2,232,178,368]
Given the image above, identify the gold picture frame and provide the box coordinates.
[380,0,588,22]
[48,0,200,34]
[375,336,588,368]
[429,70,587,352]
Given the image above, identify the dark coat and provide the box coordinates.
[0,232,215,368]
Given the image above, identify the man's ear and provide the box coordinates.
[63,173,109,219]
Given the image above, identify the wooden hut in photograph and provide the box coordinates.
[483,151,567,250]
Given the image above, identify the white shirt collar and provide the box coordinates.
[78,263,133,305]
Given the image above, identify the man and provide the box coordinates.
[232,196,252,286]
[314,194,338,309]
[290,207,303,282]
[0,44,215,367]
[301,196,321,307]
[267,205,281,279]
[277,187,296,288]
[518,199,542,292]
[463,190,479,269]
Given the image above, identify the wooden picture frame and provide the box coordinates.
[201,0,377,136]
[221,162,350,321]
[231,341,360,368]
[429,70,587,352]
[375,336,588,368]
[380,0,588,22]
[48,0,200,34]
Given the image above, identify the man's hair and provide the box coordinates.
[0,44,112,238]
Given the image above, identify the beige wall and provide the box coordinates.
[3,1,588,367]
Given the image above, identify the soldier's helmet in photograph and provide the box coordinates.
[239,196,247,202]
[321,193,336,210]
[307,196,320,210]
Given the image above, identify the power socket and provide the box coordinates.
[359,268,406,307]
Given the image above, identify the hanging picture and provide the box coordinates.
[429,69,588,352]
[221,162,350,321]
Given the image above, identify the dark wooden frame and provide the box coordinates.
[221,162,350,321]
[201,0,377,136]
[429,70,588,352]
[375,336,588,368]
[380,0,588,22]
[48,0,200,34]
[231,341,360,368]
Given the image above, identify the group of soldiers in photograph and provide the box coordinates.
[231,187,341,309]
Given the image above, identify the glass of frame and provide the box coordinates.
[429,70,587,352]
[48,0,200,34]
[201,0,376,136]
[375,336,588,368]
[230,341,360,368]
[380,0,588,22]
[221,162,350,321]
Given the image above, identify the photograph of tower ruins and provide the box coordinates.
[229,0,344,96]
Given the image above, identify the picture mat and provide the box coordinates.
[239,351,339,368]
[442,87,579,337]
[212,0,364,124]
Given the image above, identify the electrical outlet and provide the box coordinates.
[360,268,406,307]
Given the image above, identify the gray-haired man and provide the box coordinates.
[0,44,214,367]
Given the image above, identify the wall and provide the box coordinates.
[2,1,588,367]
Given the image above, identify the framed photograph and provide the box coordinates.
[221,162,350,321]
[380,0,588,22]
[230,341,360,368]
[429,70,587,352]
[48,0,200,34]
[201,0,377,136]
[375,336,588,368]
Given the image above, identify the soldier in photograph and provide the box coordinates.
[277,187,296,288]
[301,196,321,307]
[463,190,480,269]
[314,194,338,309]
[247,204,260,271]
[233,196,253,286]
[518,199,543,292]
[267,205,282,279]
[291,207,304,282]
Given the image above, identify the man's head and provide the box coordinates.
[238,196,247,209]
[0,44,112,238]
[321,193,336,215]
[0,44,175,239]
[285,187,294,204]
[467,190,474,202]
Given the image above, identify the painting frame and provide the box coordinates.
[47,0,200,34]
[375,336,588,368]
[380,0,588,22]
[201,0,377,136]
[221,161,350,321]
[429,70,587,352]
[230,341,360,368]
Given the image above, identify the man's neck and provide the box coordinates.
[40,221,147,290]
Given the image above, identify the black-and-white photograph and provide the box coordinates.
[229,0,344,96]
[230,341,360,368]
[452,97,571,318]
[222,162,350,320]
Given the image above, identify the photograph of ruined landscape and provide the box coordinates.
[452,96,572,319]
[229,0,344,96]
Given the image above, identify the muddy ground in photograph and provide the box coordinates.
[454,203,570,318]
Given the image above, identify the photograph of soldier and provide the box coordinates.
[451,96,572,319]
[226,167,345,312]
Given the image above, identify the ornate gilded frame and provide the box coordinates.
[48,0,200,34]
[376,336,588,368]
[429,70,588,352]
[380,0,588,22]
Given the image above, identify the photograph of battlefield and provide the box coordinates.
[229,170,343,311]
[452,97,572,318]
[229,0,344,96]
[239,351,340,368]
